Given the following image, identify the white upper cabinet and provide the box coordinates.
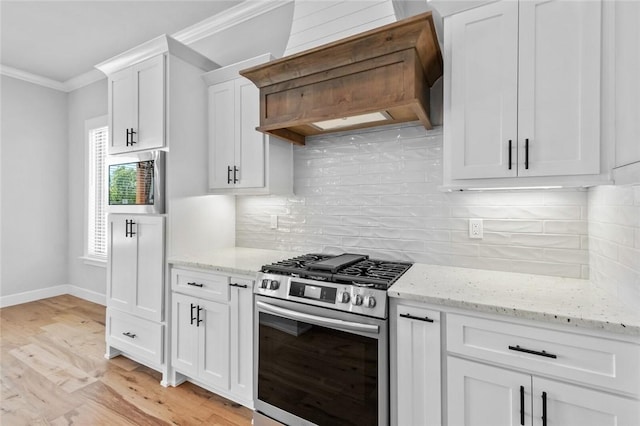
[203,54,292,195]
[446,0,601,182]
[612,0,640,183]
[108,55,165,154]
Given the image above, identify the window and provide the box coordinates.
[85,116,108,262]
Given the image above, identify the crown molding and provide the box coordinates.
[64,69,106,92]
[173,0,293,45]
[0,64,67,92]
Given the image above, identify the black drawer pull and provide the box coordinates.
[229,283,248,289]
[508,139,513,170]
[400,313,434,323]
[187,282,204,288]
[122,332,136,339]
[508,345,557,359]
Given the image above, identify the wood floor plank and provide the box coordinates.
[0,296,252,426]
[10,343,98,393]
[1,352,83,421]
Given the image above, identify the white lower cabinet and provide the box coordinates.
[391,300,640,426]
[106,214,165,373]
[392,301,442,426]
[448,357,639,426]
[170,267,253,408]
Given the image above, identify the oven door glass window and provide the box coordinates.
[258,312,379,426]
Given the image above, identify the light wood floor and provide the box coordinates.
[0,295,253,425]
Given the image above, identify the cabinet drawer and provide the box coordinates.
[172,268,230,302]
[107,308,164,366]
[447,313,640,396]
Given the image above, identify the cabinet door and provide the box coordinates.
[533,377,640,426]
[132,215,164,322]
[109,68,134,154]
[517,0,601,177]
[449,1,519,179]
[199,298,230,390]
[133,55,165,152]
[171,293,199,377]
[107,215,136,312]
[614,0,640,168]
[235,78,265,189]
[396,306,441,426]
[229,278,254,402]
[448,357,532,426]
[208,80,236,189]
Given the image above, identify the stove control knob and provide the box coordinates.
[364,295,376,308]
[338,291,350,304]
[268,280,280,290]
[352,294,363,306]
[260,279,269,289]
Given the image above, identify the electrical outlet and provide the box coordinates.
[469,218,483,239]
[270,215,278,230]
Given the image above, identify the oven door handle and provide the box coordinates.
[257,301,380,334]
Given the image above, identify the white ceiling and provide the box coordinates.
[0,1,243,83]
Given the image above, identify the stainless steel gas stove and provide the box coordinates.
[255,253,412,319]
[253,253,412,426]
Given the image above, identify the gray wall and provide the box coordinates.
[0,75,69,298]
[67,78,108,298]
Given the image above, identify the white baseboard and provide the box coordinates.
[67,285,106,306]
[0,285,106,308]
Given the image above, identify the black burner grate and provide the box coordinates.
[261,253,412,289]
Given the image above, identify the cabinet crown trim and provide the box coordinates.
[96,34,218,76]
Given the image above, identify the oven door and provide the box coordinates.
[254,295,388,426]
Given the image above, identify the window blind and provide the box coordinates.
[88,126,108,258]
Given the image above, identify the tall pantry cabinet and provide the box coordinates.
[96,35,218,384]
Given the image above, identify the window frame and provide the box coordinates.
[82,115,109,267]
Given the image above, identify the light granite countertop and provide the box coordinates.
[169,248,639,337]
[168,247,301,277]
[389,264,640,337]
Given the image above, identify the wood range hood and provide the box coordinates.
[239,11,443,146]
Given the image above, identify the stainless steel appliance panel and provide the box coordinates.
[254,295,388,426]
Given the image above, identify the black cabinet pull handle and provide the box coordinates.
[399,313,434,323]
[525,138,529,169]
[233,166,239,184]
[229,283,248,289]
[541,391,548,426]
[520,386,525,425]
[190,303,196,325]
[227,166,232,184]
[122,331,136,339]
[187,282,204,288]
[508,140,513,170]
[126,128,130,146]
[508,345,557,359]
[197,306,203,327]
[125,219,136,238]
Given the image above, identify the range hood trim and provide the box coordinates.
[240,11,443,146]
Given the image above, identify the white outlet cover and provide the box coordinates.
[270,215,278,229]
[469,218,483,239]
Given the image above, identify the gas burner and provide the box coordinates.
[261,253,412,290]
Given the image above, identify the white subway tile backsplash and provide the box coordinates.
[483,220,543,233]
[543,220,588,235]
[588,185,640,310]
[237,125,590,279]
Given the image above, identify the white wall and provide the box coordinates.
[237,125,590,279]
[588,185,640,309]
[0,75,69,300]
[67,78,108,300]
